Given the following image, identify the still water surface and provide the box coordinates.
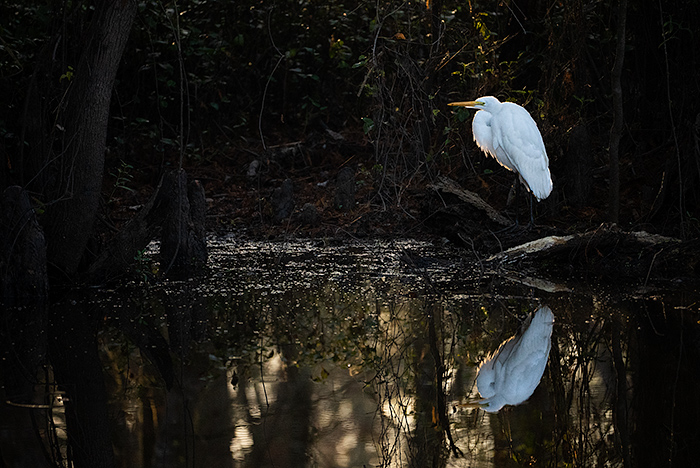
[32,238,700,466]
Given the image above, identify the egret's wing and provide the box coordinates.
[500,307,553,370]
[475,351,499,398]
[498,306,554,404]
[477,307,554,408]
[499,340,551,404]
[499,355,548,405]
[476,333,520,398]
[517,307,554,356]
[471,111,496,158]
[493,103,553,200]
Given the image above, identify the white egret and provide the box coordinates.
[449,96,553,223]
[474,305,554,412]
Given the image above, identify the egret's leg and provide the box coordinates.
[513,176,521,227]
[496,175,527,233]
[528,192,535,227]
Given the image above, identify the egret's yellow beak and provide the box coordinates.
[448,100,483,108]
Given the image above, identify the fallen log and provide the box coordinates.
[429,176,510,227]
[486,224,698,284]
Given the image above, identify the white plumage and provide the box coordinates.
[449,96,553,202]
[475,305,554,412]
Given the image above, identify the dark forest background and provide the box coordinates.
[2,4,700,466]
[1,0,700,283]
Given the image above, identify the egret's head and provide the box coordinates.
[448,96,501,111]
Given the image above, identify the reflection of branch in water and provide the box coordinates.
[399,247,463,459]
[611,318,631,468]
[573,316,609,465]
[546,302,633,468]
[548,334,574,464]
[410,306,448,466]
[667,308,683,468]
[374,299,415,468]
[370,293,464,467]
[427,303,463,458]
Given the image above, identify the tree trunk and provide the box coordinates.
[609,0,627,223]
[564,125,593,208]
[87,175,170,282]
[1,186,48,302]
[0,187,49,466]
[160,169,208,279]
[43,0,138,276]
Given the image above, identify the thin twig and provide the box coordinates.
[658,0,685,238]
[259,9,285,151]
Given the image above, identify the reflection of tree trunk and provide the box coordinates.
[411,305,448,468]
[247,345,312,468]
[145,322,232,468]
[118,303,175,390]
[50,302,115,468]
[611,318,631,468]
[164,281,209,358]
[0,399,52,467]
[0,292,48,465]
[412,337,441,468]
[427,304,461,458]
[490,385,555,466]
[42,0,137,275]
[103,316,165,468]
[548,336,573,464]
[633,303,700,468]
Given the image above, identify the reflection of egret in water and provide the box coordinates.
[475,306,554,412]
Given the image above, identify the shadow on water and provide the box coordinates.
[2,237,700,467]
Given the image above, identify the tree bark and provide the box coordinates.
[1,186,48,302]
[564,125,593,208]
[87,175,169,282]
[43,0,138,276]
[609,0,627,223]
[160,169,208,279]
[0,187,49,465]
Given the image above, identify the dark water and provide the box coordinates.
[2,237,699,467]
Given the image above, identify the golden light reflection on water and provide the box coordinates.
[230,422,254,462]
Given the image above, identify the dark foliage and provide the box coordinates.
[1,0,699,245]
